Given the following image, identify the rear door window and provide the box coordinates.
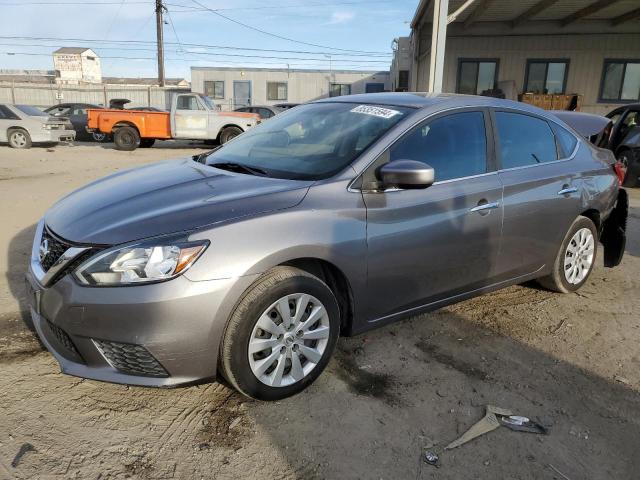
[495,112,557,169]
[389,111,488,182]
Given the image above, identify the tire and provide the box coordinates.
[220,266,340,401]
[538,216,598,293]
[91,131,108,143]
[139,138,155,148]
[618,150,638,187]
[219,126,243,144]
[113,126,140,151]
[8,128,32,149]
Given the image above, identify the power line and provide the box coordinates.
[0,42,391,64]
[0,50,386,69]
[0,35,392,58]
[189,0,390,55]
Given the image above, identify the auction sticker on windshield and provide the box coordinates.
[350,105,401,119]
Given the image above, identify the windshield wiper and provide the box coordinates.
[209,162,268,177]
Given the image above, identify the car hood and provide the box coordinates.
[45,158,312,245]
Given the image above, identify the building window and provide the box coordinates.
[330,83,351,97]
[457,59,498,95]
[267,82,288,101]
[365,83,385,93]
[524,60,569,94]
[204,80,224,99]
[398,70,409,91]
[599,60,640,102]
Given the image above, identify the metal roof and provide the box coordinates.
[412,0,640,28]
[53,47,94,55]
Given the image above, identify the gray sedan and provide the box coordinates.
[25,93,627,400]
[0,104,75,148]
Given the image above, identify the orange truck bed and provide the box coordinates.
[87,109,172,139]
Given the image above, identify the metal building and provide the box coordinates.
[191,67,391,110]
[407,0,640,114]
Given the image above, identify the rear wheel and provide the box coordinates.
[8,128,32,149]
[538,216,597,293]
[113,126,140,151]
[219,126,243,144]
[220,266,340,400]
[139,138,155,148]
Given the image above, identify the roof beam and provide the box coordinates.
[560,0,622,27]
[611,6,640,26]
[463,0,495,28]
[511,0,560,27]
[448,0,477,24]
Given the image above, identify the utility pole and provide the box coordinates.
[155,0,165,87]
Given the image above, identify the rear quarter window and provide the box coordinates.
[552,123,578,158]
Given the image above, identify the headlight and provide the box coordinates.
[42,123,53,130]
[74,240,208,286]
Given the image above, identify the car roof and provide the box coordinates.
[313,92,565,120]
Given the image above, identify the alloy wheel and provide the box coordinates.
[564,227,595,285]
[11,131,27,147]
[248,293,330,387]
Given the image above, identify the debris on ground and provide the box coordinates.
[423,450,440,467]
[11,443,36,468]
[446,405,548,450]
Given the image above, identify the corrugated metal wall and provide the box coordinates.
[416,33,640,114]
[0,83,190,109]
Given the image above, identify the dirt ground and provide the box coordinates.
[1,142,639,480]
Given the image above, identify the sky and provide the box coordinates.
[0,0,416,80]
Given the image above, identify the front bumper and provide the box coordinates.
[31,128,76,143]
[25,266,259,387]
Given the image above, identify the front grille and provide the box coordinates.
[40,230,70,271]
[46,319,84,363]
[94,340,169,377]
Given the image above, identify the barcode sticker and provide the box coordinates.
[350,105,401,119]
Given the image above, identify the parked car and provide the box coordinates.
[87,93,260,150]
[1,103,75,148]
[604,104,640,187]
[26,93,627,401]
[44,103,108,142]
[273,103,300,110]
[127,106,166,112]
[234,105,284,119]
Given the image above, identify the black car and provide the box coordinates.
[234,105,283,119]
[44,103,108,142]
[605,104,640,187]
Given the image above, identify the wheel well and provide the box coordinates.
[7,126,27,134]
[581,209,601,236]
[217,124,243,139]
[281,258,354,335]
[112,122,139,134]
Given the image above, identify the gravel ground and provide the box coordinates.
[1,142,639,479]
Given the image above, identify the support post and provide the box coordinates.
[155,0,166,87]
[428,0,449,93]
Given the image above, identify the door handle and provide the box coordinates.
[557,186,578,195]
[469,201,500,213]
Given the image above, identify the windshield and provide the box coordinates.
[201,95,216,110]
[16,105,48,117]
[205,102,410,180]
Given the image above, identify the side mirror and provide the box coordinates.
[379,159,435,189]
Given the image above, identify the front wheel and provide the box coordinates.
[220,267,340,400]
[538,216,597,293]
[8,128,32,149]
[219,126,243,144]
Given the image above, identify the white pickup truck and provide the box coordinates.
[87,93,260,151]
